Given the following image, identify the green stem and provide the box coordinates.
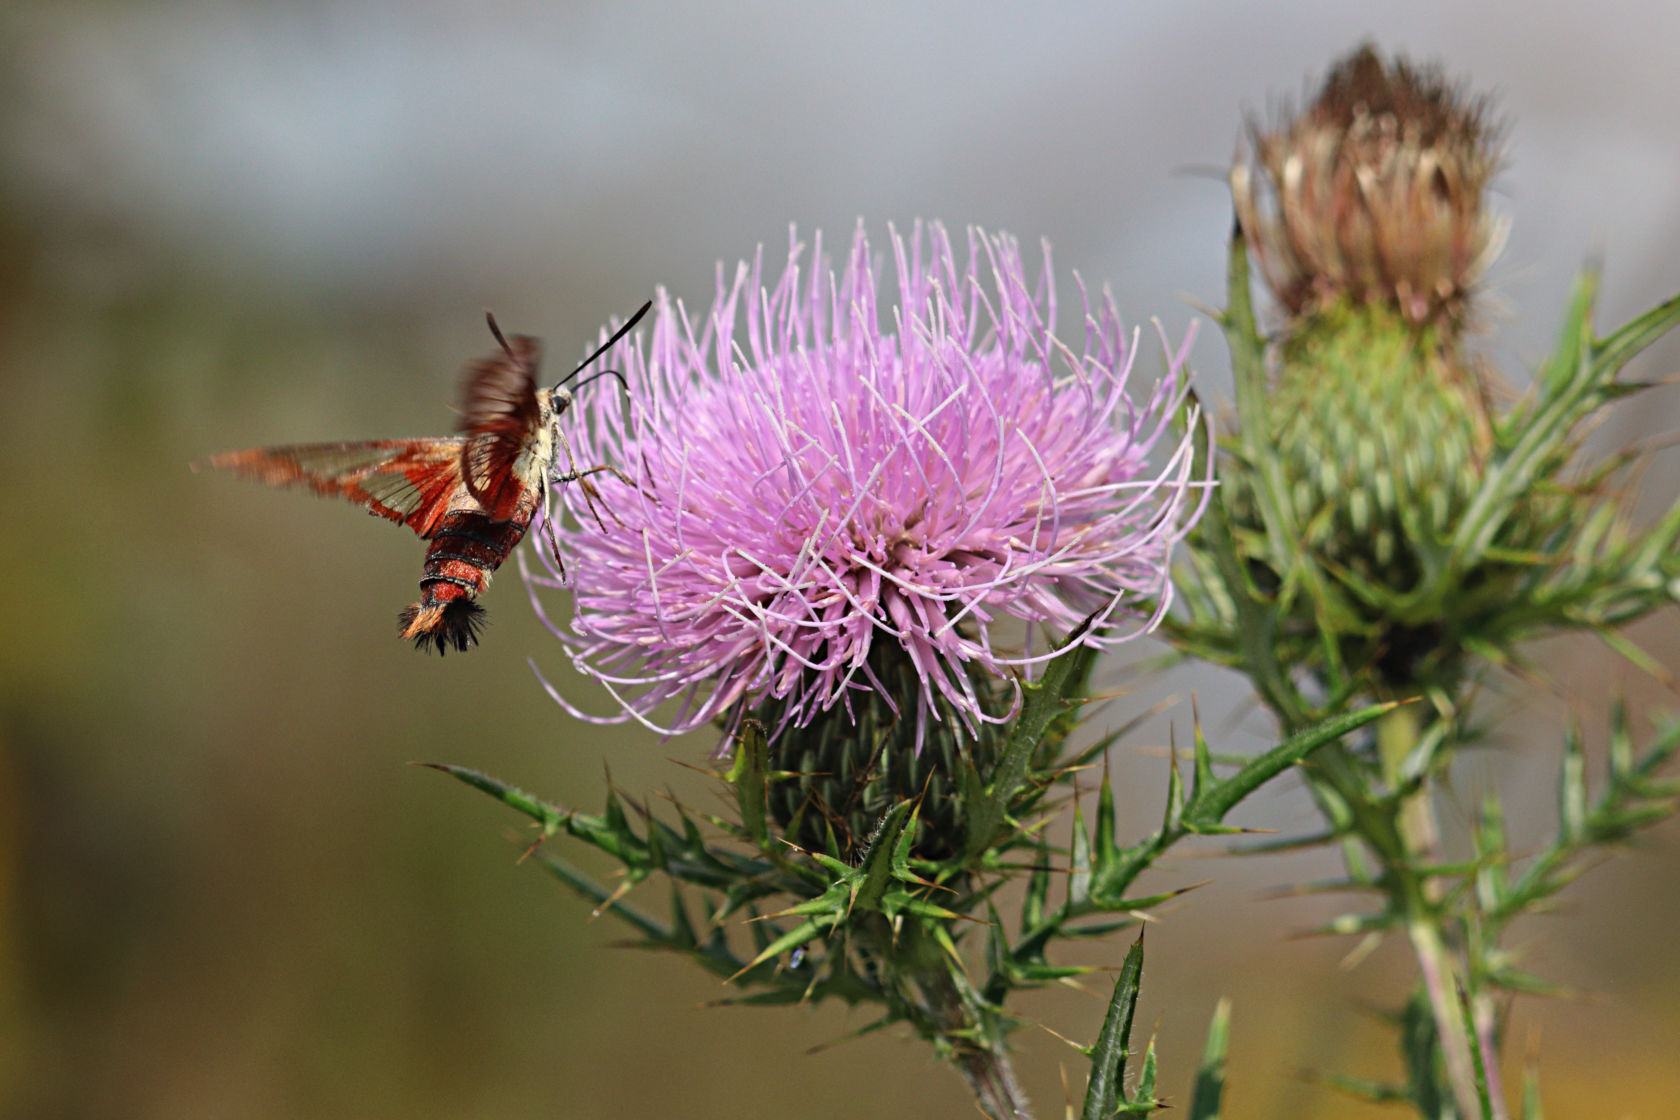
[1471,991,1512,1120]
[920,967,1034,1120]
[1377,704,1438,866]
[1379,705,1485,1120]
[1406,915,1482,1120]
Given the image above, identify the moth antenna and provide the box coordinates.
[556,299,652,389]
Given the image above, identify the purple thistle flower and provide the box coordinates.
[527,223,1204,741]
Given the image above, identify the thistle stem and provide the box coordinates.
[954,1047,1033,1120]
[1406,915,1482,1119]
[1379,704,1486,1120]
[1472,991,1512,1120]
[1376,703,1439,864]
[920,967,1034,1120]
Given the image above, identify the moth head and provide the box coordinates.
[541,385,575,420]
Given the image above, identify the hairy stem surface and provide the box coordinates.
[1380,704,1485,1120]
[921,967,1034,1120]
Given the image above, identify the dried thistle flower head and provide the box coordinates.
[1232,44,1508,329]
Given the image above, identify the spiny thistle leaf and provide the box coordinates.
[534,853,666,941]
[1492,716,1680,925]
[1096,763,1120,873]
[1222,221,1302,579]
[1559,729,1588,842]
[1589,285,1680,391]
[1485,968,1575,1000]
[1024,835,1052,929]
[963,625,1101,861]
[1130,1036,1161,1113]
[1190,719,1218,804]
[418,762,567,831]
[1162,736,1186,833]
[983,704,1389,998]
[1184,701,1397,828]
[1070,795,1094,907]
[1456,275,1680,576]
[1475,792,1510,914]
[1310,1071,1410,1105]
[856,800,918,912]
[735,917,832,977]
[1082,934,1146,1120]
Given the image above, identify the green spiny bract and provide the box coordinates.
[755,642,1012,862]
[1225,297,1507,693]
[1268,302,1490,584]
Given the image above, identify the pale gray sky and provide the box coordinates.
[7,0,1679,366]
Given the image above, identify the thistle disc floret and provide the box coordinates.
[530,223,1203,738]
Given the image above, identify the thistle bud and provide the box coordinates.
[760,643,1007,861]
[1223,46,1512,690]
[1193,42,1680,712]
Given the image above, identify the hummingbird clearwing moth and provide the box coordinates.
[199,301,650,654]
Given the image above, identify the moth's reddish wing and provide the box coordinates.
[205,438,468,538]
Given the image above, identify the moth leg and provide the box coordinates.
[553,425,618,533]
[556,464,633,530]
[566,463,650,501]
[538,480,568,579]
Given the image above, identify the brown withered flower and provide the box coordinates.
[1232,44,1508,329]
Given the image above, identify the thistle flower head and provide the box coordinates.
[1202,47,1680,702]
[1233,44,1507,329]
[530,223,1202,741]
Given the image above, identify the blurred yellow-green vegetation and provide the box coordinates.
[1,5,1676,1118]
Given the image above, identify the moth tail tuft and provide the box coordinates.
[398,598,487,655]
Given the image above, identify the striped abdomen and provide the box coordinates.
[399,507,536,654]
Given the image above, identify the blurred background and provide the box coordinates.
[2,2,1676,1117]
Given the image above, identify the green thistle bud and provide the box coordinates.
[1192,43,1679,706]
[1266,302,1493,593]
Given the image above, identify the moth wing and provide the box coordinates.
[204,438,468,538]
[459,331,545,520]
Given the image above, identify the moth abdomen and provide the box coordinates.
[399,597,487,655]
